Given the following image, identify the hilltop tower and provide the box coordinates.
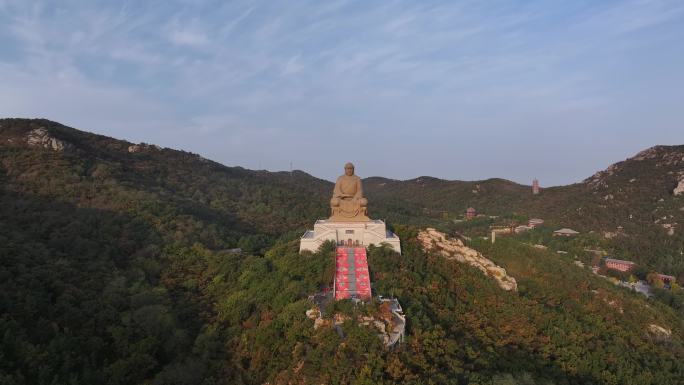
[532,179,540,195]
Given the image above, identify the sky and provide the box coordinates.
[0,0,683,186]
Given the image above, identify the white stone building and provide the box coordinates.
[300,219,401,253]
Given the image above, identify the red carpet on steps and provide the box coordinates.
[335,247,371,300]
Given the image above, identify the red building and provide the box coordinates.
[605,258,635,272]
[466,207,476,220]
[532,179,540,195]
[657,274,676,284]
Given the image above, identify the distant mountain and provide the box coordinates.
[366,146,684,229]
[364,146,684,274]
[0,118,334,246]
[2,118,682,271]
[364,176,530,222]
[2,118,682,270]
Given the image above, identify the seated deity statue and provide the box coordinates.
[329,162,369,221]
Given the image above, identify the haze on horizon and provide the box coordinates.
[1,0,683,186]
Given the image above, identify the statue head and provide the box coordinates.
[344,162,354,176]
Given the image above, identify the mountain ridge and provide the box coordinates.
[2,118,684,384]
[1,117,683,272]
[3,117,680,190]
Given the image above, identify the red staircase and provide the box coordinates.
[335,247,371,300]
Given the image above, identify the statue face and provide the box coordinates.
[344,164,354,176]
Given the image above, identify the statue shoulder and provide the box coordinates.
[336,174,361,184]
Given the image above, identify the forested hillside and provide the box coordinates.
[365,147,684,276]
[1,118,683,384]
[0,119,336,248]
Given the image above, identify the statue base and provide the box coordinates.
[300,219,401,254]
[328,213,370,222]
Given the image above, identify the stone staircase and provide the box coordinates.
[334,247,371,300]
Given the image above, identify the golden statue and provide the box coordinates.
[330,162,369,222]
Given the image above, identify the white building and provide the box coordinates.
[300,219,401,253]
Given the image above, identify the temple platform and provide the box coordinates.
[299,219,401,254]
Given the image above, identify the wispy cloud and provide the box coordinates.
[165,19,210,47]
[0,0,682,185]
[582,0,684,34]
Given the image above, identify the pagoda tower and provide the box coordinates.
[532,179,540,195]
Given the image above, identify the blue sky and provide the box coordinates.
[1,0,682,186]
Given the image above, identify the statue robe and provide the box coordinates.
[333,175,363,200]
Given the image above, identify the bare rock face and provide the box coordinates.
[661,223,676,236]
[358,299,405,347]
[585,147,684,192]
[417,228,517,291]
[648,324,672,341]
[314,317,331,330]
[26,128,71,151]
[305,308,320,319]
[674,178,684,196]
[128,143,162,153]
[633,146,661,161]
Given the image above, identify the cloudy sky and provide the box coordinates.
[1,0,682,186]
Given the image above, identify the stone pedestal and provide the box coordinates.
[300,219,401,254]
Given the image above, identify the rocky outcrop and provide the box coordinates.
[674,177,684,196]
[584,146,684,192]
[632,146,662,161]
[417,228,517,291]
[358,298,405,347]
[584,164,620,189]
[26,128,71,151]
[661,223,676,236]
[128,143,162,153]
[306,307,330,330]
[648,324,672,341]
[306,298,406,347]
[631,146,683,164]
